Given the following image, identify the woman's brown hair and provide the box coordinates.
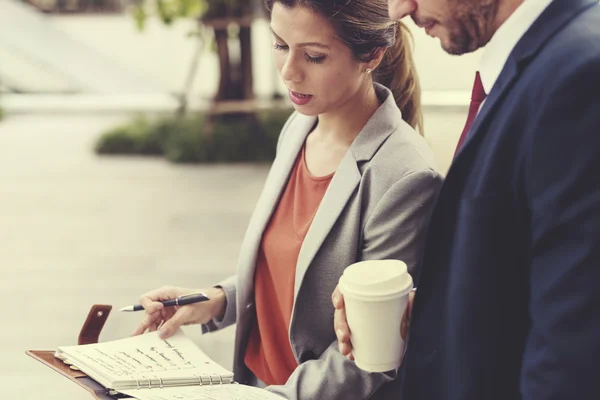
[264,0,424,134]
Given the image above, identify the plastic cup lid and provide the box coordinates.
[339,259,413,298]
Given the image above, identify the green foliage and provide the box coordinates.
[130,0,251,30]
[131,0,208,30]
[131,5,148,30]
[257,108,294,142]
[95,109,293,164]
[94,115,165,155]
[162,114,209,163]
[0,106,4,122]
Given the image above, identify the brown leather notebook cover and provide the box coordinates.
[26,305,129,399]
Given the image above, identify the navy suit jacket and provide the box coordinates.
[398,0,600,399]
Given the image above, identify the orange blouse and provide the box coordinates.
[244,145,334,385]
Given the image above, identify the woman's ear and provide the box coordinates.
[361,48,387,74]
[370,48,386,71]
[363,48,386,74]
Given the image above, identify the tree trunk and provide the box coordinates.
[209,16,255,102]
[239,25,254,100]
[214,26,233,101]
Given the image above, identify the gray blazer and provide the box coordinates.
[204,84,443,400]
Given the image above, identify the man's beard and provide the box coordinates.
[443,0,498,55]
[443,24,482,55]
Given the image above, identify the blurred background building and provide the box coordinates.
[0,0,481,113]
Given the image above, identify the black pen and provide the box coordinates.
[119,292,210,312]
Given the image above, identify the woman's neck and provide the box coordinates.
[312,84,381,147]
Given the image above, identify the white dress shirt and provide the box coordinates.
[479,0,555,96]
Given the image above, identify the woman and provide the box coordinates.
[133,0,442,398]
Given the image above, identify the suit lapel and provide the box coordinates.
[237,114,316,301]
[294,152,361,297]
[294,84,402,298]
[453,59,519,161]
[453,0,597,162]
[252,115,314,234]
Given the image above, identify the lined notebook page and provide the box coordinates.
[57,330,233,390]
[121,384,284,400]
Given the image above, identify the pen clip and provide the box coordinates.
[178,291,209,300]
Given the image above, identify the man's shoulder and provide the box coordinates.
[537,3,600,72]
[514,4,600,106]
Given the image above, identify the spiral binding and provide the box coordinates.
[190,372,228,386]
[131,373,229,390]
[193,373,203,386]
[130,377,162,390]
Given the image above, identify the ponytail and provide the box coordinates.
[374,22,424,135]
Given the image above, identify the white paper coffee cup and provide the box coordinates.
[338,259,413,373]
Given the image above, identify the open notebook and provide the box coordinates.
[54,330,281,400]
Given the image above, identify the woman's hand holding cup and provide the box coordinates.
[332,285,355,360]
[332,260,416,372]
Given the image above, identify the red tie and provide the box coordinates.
[454,72,487,157]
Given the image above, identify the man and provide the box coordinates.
[333,0,600,398]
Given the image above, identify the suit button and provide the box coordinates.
[246,302,254,310]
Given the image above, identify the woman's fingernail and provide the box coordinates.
[158,329,167,338]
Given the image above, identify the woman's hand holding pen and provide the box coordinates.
[132,286,226,339]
